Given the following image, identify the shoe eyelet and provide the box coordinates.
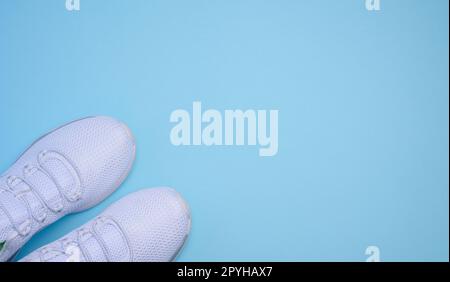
[78,228,88,235]
[38,151,48,158]
[61,238,74,249]
[78,228,91,239]
[23,164,34,175]
[6,176,15,186]
[96,216,106,224]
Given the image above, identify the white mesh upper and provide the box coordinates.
[20,188,191,262]
[0,116,136,261]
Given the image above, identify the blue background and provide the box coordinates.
[0,0,448,261]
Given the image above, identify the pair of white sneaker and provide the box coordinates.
[0,116,191,262]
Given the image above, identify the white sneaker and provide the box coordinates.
[0,116,136,261]
[20,187,191,262]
